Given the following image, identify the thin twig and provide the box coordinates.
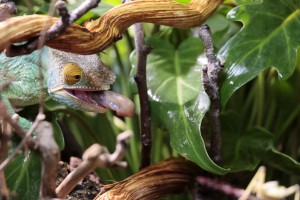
[0,103,58,199]
[0,170,8,199]
[0,109,12,164]
[0,102,32,199]
[36,0,59,116]
[33,121,60,198]
[122,0,152,169]
[0,0,49,171]
[69,0,100,22]
[0,4,23,196]
[197,176,244,199]
[0,0,16,22]
[5,0,101,56]
[0,111,12,200]
[46,0,70,42]
[132,23,152,169]
[0,101,27,139]
[56,131,131,198]
[197,24,223,164]
[0,113,45,171]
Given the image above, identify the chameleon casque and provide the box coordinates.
[0,47,134,129]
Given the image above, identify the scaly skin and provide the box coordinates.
[47,48,116,113]
[0,48,49,107]
[0,47,134,131]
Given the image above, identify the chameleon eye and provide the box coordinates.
[63,62,83,85]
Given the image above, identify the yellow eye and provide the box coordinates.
[63,62,83,85]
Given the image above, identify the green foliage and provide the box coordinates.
[145,37,228,174]
[218,0,300,176]
[221,111,274,171]
[219,0,300,105]
[221,111,300,175]
[52,115,65,150]
[5,150,41,200]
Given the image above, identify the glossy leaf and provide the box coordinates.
[5,150,41,200]
[146,37,228,175]
[267,148,300,177]
[52,115,65,150]
[206,12,241,50]
[222,111,300,174]
[221,111,273,171]
[219,0,300,106]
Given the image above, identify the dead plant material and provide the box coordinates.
[95,158,200,200]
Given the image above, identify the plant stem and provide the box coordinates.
[133,23,152,169]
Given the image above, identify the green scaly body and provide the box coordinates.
[0,48,49,106]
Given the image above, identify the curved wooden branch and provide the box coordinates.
[0,0,223,54]
[95,158,200,200]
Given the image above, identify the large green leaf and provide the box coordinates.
[221,111,273,171]
[267,148,300,177]
[5,150,41,200]
[146,37,228,175]
[219,0,300,105]
[206,12,241,50]
[221,111,300,174]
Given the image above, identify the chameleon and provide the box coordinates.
[0,47,135,130]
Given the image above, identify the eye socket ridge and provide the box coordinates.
[63,62,83,85]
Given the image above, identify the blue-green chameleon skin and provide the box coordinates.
[0,47,117,130]
[0,48,50,107]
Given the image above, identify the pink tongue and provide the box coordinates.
[93,91,135,117]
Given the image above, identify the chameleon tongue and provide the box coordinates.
[93,90,135,117]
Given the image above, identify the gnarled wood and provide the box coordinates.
[0,0,223,54]
[95,158,200,200]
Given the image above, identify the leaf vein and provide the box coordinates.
[237,9,300,65]
[153,76,175,97]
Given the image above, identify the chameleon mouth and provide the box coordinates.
[65,89,134,117]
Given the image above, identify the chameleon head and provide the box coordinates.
[47,49,134,117]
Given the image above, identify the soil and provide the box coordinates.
[56,160,103,200]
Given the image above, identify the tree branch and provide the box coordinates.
[56,131,131,198]
[0,0,16,22]
[34,121,60,198]
[0,112,45,171]
[0,111,11,200]
[0,0,224,55]
[5,0,101,56]
[132,23,152,169]
[197,24,223,163]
